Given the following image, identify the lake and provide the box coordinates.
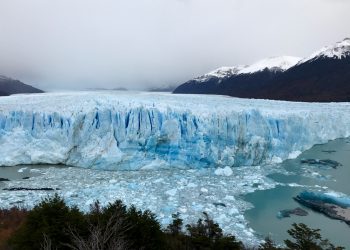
[244,138,350,248]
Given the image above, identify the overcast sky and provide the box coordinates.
[0,0,349,91]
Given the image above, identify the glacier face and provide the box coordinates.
[0,91,349,170]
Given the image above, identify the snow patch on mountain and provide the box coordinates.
[194,66,245,83]
[238,56,301,74]
[301,38,350,63]
[192,56,300,84]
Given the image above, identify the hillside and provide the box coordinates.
[0,75,43,96]
[173,38,350,102]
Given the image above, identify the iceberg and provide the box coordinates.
[0,91,349,170]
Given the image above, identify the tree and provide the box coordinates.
[9,194,86,250]
[186,212,243,250]
[284,223,344,250]
[166,213,183,236]
[259,236,282,250]
[85,200,164,250]
[125,205,165,250]
[66,209,129,250]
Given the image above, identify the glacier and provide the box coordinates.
[0,91,349,170]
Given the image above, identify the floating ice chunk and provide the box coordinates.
[216,214,228,224]
[153,178,164,183]
[29,168,42,173]
[128,183,139,190]
[200,188,208,193]
[236,214,245,220]
[271,156,283,163]
[228,207,239,215]
[244,230,254,237]
[288,183,304,187]
[224,195,235,201]
[214,166,233,176]
[179,207,187,213]
[187,183,198,188]
[85,199,94,206]
[192,204,204,212]
[18,167,30,174]
[288,151,302,159]
[165,188,177,196]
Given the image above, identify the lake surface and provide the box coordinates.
[244,138,350,248]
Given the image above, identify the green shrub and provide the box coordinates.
[125,205,165,250]
[185,212,243,250]
[84,200,165,250]
[166,212,183,236]
[9,194,344,250]
[259,236,282,250]
[9,194,86,250]
[284,223,344,250]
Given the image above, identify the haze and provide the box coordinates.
[0,0,349,91]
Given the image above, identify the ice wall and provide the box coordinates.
[0,92,349,170]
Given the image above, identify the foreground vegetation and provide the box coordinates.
[0,194,344,250]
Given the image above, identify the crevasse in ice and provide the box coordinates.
[0,91,349,170]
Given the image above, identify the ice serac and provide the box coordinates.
[0,92,349,170]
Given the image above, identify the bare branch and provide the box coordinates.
[64,210,131,250]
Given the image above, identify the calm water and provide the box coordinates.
[0,165,66,189]
[244,138,350,248]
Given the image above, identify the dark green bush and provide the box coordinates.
[125,205,165,250]
[7,194,344,250]
[166,212,183,236]
[284,223,344,250]
[259,236,282,250]
[185,212,243,250]
[9,194,86,250]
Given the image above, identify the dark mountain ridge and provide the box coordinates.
[0,75,43,96]
[173,38,350,102]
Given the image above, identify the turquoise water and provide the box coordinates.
[244,138,350,248]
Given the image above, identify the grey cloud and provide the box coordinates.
[0,0,349,91]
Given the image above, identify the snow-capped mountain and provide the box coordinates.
[192,56,300,84]
[239,56,300,74]
[301,37,350,63]
[0,75,43,96]
[173,56,301,98]
[194,66,246,83]
[173,38,350,102]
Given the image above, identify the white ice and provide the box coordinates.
[0,91,349,170]
[0,165,278,246]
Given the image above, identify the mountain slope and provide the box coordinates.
[174,56,300,97]
[173,38,350,102]
[0,75,43,96]
[257,38,350,102]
